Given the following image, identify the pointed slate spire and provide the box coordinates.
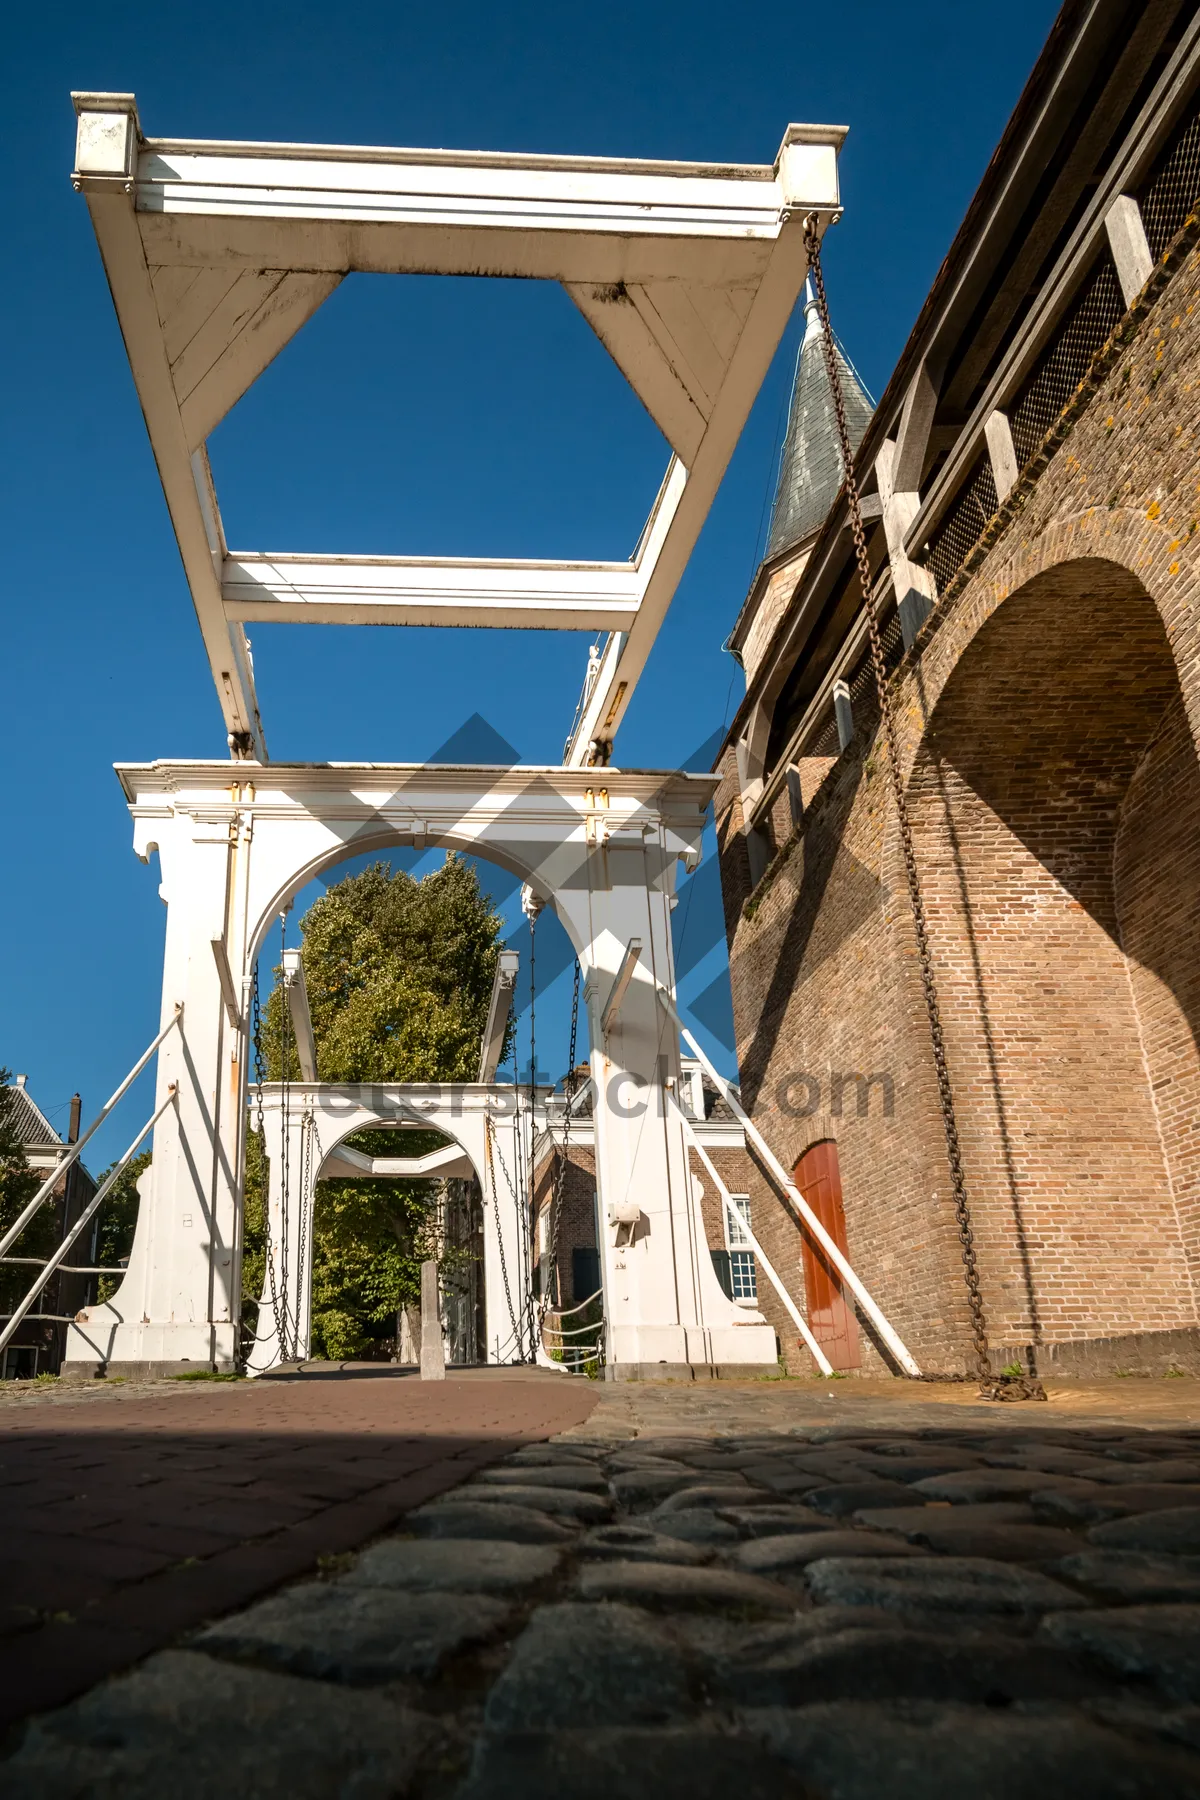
[765,281,874,560]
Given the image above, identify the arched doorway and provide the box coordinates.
[246,1086,530,1374]
[906,556,1200,1365]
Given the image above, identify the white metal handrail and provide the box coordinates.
[548,1287,603,1321]
[543,1334,605,1374]
[552,1340,605,1375]
[0,1006,182,1261]
[548,1315,606,1338]
[1,1257,127,1275]
[539,1287,605,1374]
[0,1085,177,1357]
[490,1323,527,1366]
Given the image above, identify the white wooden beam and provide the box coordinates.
[983,409,1020,503]
[656,984,922,1376]
[73,97,266,759]
[170,269,342,450]
[322,1143,373,1173]
[566,278,759,463]
[210,936,243,1029]
[478,949,520,1084]
[892,358,939,493]
[564,214,818,763]
[74,95,845,762]
[1104,194,1155,308]
[833,679,854,752]
[222,554,644,630]
[322,1143,475,1180]
[130,126,842,266]
[601,937,643,1038]
[673,1095,834,1375]
[875,437,937,651]
[281,948,317,1082]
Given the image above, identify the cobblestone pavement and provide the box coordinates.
[4,1376,1200,1797]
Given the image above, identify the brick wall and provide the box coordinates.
[533,1145,598,1306]
[1115,690,1200,1300]
[908,562,1195,1349]
[715,242,1200,1375]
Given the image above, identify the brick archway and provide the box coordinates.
[901,553,1200,1362]
[896,507,1200,781]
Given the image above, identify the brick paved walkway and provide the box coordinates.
[4,1374,1200,1796]
[0,1365,596,1729]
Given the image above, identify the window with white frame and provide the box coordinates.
[725,1194,757,1300]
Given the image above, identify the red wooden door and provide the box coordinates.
[794,1140,861,1370]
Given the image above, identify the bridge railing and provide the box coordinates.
[539,1288,605,1376]
[0,1008,182,1357]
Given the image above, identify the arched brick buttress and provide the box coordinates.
[901,554,1200,1362]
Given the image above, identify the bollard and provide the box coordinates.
[419,1259,445,1381]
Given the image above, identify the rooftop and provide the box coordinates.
[766,284,873,561]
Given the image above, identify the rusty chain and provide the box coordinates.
[250,961,286,1363]
[276,912,295,1361]
[252,964,266,1142]
[803,218,997,1386]
[525,914,539,1356]
[537,958,581,1329]
[296,1106,314,1361]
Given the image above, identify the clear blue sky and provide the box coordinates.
[4,0,1060,1164]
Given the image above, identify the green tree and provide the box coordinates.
[242,1128,267,1331]
[0,1070,47,1317]
[265,855,506,1083]
[248,856,507,1358]
[92,1148,150,1302]
[307,1163,436,1360]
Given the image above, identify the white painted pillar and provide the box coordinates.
[563,832,775,1376]
[66,808,244,1374]
[479,1098,530,1363]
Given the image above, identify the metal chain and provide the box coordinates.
[251,962,285,1362]
[524,915,539,1356]
[296,1107,313,1361]
[803,218,992,1382]
[276,912,294,1360]
[251,965,266,1141]
[537,958,581,1326]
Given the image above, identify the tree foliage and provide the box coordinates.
[265,856,506,1083]
[0,1070,46,1315]
[0,1072,38,1223]
[93,1149,150,1302]
[0,1071,151,1313]
[249,857,507,1359]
